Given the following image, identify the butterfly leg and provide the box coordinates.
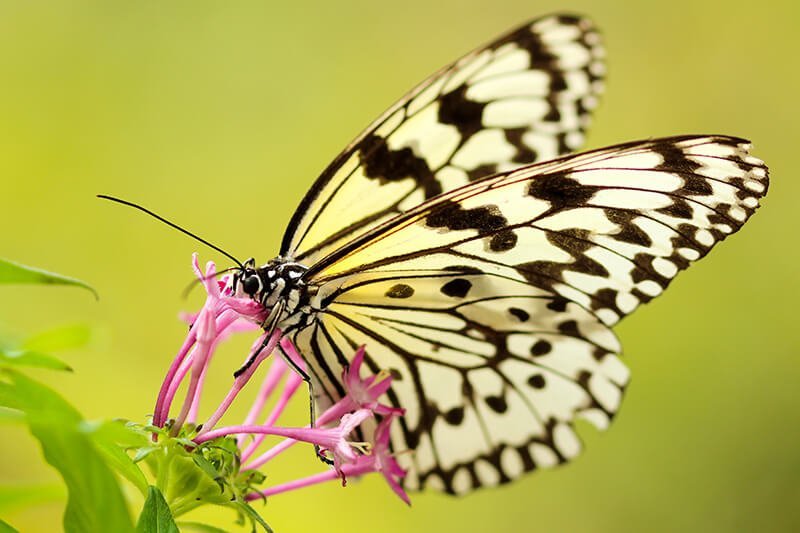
[279,340,334,465]
[233,301,286,378]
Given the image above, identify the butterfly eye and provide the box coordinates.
[242,274,261,296]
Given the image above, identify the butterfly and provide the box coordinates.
[228,14,769,495]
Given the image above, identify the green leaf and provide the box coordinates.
[136,486,179,533]
[0,370,134,533]
[0,518,19,533]
[0,484,64,512]
[176,522,229,533]
[0,349,72,371]
[0,406,25,422]
[133,446,159,463]
[0,324,92,372]
[22,324,91,352]
[234,501,273,533]
[84,420,150,496]
[0,258,97,298]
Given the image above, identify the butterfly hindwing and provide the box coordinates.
[292,270,627,494]
[282,14,605,265]
[292,135,767,493]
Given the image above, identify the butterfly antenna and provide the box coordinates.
[97,195,244,269]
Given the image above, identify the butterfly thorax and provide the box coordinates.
[234,257,314,330]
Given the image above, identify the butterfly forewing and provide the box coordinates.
[281,14,605,265]
[293,135,767,493]
[309,136,768,326]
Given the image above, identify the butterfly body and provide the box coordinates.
[228,14,767,495]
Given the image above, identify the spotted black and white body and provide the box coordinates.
[234,14,769,495]
[237,258,313,331]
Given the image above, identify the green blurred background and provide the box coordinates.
[1,1,798,531]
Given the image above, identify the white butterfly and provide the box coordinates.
[228,14,769,495]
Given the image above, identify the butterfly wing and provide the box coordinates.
[292,135,768,493]
[281,14,605,264]
[289,272,626,494]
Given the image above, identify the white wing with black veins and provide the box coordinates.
[282,14,605,264]
[288,135,768,494]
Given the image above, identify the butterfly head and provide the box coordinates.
[233,257,310,314]
[236,258,263,297]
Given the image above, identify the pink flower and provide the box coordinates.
[194,408,374,477]
[152,254,267,429]
[243,413,410,504]
[316,346,404,426]
[154,255,409,509]
[307,408,374,480]
[341,414,410,504]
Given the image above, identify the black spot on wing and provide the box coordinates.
[438,84,487,140]
[444,406,465,425]
[590,287,624,315]
[654,142,702,174]
[358,133,442,199]
[546,297,569,312]
[495,23,557,70]
[542,103,562,123]
[514,227,609,292]
[443,265,485,275]
[530,340,552,356]
[467,163,499,181]
[489,230,518,252]
[527,374,546,389]
[527,174,596,209]
[605,210,654,247]
[657,198,694,220]
[426,200,508,233]
[441,278,472,298]
[386,283,415,298]
[680,175,715,196]
[485,395,508,413]
[508,307,530,322]
[547,228,593,255]
[557,320,581,337]
[505,128,538,164]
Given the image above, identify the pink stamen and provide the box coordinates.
[237,353,288,447]
[241,370,304,463]
[243,433,294,470]
[244,441,409,504]
[160,309,240,428]
[242,389,367,470]
[153,329,196,427]
[187,354,209,424]
[172,308,218,433]
[196,329,281,436]
[195,408,372,457]
[245,469,341,500]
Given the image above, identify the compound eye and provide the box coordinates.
[242,274,261,296]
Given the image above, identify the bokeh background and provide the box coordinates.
[1,1,798,531]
